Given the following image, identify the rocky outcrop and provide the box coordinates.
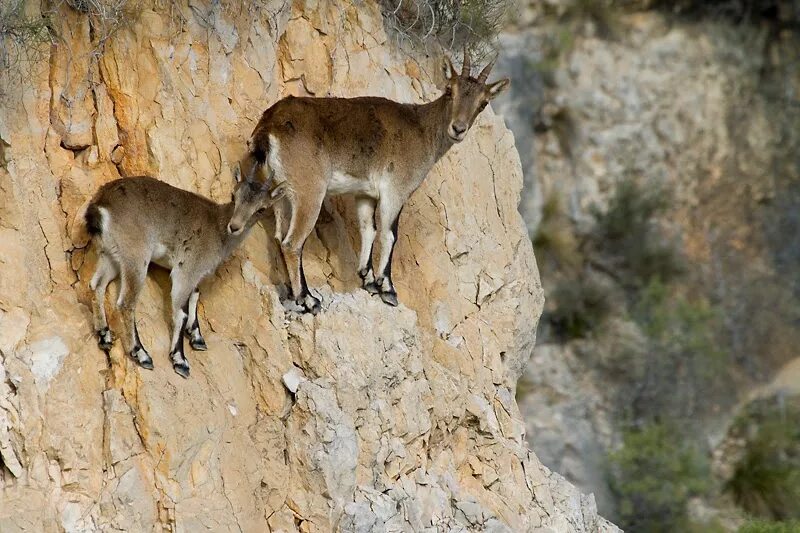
[494,1,800,520]
[0,0,616,530]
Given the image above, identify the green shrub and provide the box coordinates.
[591,179,684,286]
[547,276,611,340]
[624,279,726,420]
[608,422,710,532]
[532,193,581,273]
[0,0,52,71]
[726,397,800,520]
[739,519,800,533]
[379,0,513,56]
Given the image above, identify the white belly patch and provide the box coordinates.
[328,171,376,197]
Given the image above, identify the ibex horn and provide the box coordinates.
[462,43,471,77]
[478,56,497,83]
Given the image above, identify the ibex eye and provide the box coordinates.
[445,86,452,96]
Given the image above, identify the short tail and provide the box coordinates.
[70,197,100,248]
[85,203,103,236]
[241,134,269,183]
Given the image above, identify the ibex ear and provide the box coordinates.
[233,163,243,183]
[487,78,510,100]
[442,56,456,80]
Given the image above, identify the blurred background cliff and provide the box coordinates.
[489,0,800,530]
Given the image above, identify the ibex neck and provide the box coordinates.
[419,95,456,163]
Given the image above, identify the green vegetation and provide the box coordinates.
[379,0,513,57]
[726,397,800,521]
[0,0,52,71]
[591,179,684,286]
[608,422,710,532]
[739,519,800,533]
[532,193,581,272]
[548,277,612,340]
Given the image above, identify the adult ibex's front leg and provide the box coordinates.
[281,185,325,314]
[370,195,403,307]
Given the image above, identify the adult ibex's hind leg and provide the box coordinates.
[281,187,326,314]
[90,252,119,350]
[183,288,207,351]
[372,196,404,307]
[117,265,153,370]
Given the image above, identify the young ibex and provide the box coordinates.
[83,171,284,378]
[240,52,509,313]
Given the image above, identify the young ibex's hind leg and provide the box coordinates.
[355,196,378,291]
[372,197,404,307]
[90,252,119,351]
[281,186,326,314]
[183,288,207,351]
[117,265,153,370]
[169,271,196,378]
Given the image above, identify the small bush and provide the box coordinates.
[379,0,513,57]
[547,276,611,340]
[532,192,582,273]
[739,519,800,533]
[626,278,726,420]
[726,397,800,520]
[591,178,684,286]
[608,422,711,532]
[0,0,52,71]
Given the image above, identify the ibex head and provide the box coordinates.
[227,165,286,235]
[441,48,510,143]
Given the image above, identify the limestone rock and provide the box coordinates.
[0,0,615,530]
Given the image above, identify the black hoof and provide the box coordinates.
[380,291,399,307]
[190,338,208,351]
[297,293,322,315]
[130,348,154,370]
[363,281,380,295]
[305,299,322,315]
[97,328,113,351]
[173,362,190,378]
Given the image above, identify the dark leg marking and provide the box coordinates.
[184,289,207,351]
[129,322,154,370]
[295,248,321,315]
[378,210,402,307]
[97,327,113,351]
[171,301,191,378]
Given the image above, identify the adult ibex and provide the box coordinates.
[241,52,509,313]
[81,171,284,378]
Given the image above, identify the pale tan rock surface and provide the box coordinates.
[0,1,616,531]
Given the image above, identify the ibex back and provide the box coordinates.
[83,172,284,377]
[242,52,509,313]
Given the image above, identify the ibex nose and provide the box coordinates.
[227,222,242,235]
[452,123,467,134]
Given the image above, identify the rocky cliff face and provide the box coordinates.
[0,0,616,531]
[493,0,800,521]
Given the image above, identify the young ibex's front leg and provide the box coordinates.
[183,288,207,351]
[370,197,403,307]
[169,272,195,378]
